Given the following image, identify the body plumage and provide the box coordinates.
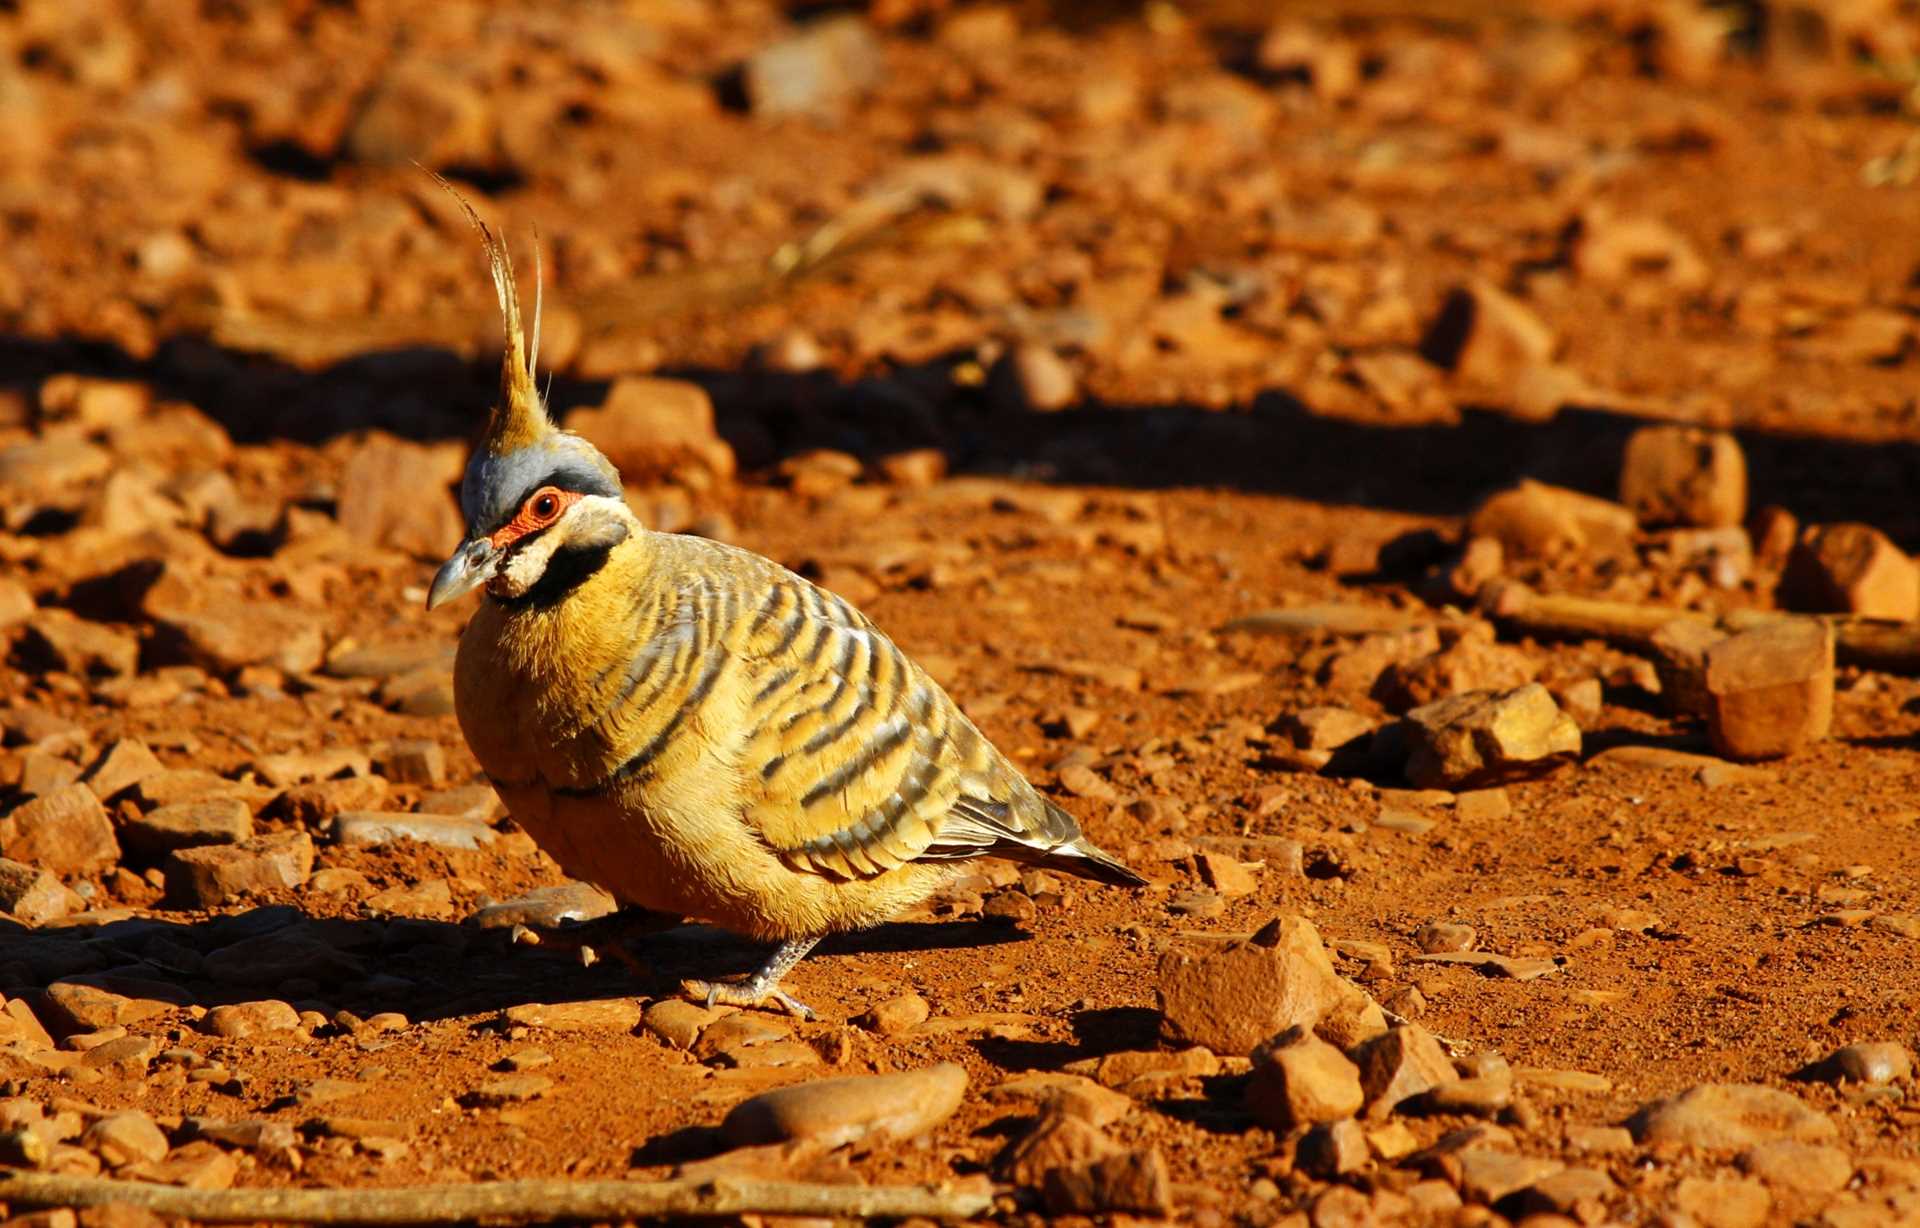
[428,198,1140,1015]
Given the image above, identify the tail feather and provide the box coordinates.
[1040,839,1148,889]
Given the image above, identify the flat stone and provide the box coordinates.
[334,812,495,850]
[372,740,444,786]
[1042,1146,1173,1218]
[1410,950,1558,980]
[1671,1175,1772,1228]
[0,785,120,875]
[82,1111,168,1167]
[166,831,313,907]
[468,882,618,929]
[500,1001,643,1033]
[719,1062,967,1149]
[464,1075,553,1107]
[1740,1140,1854,1194]
[203,1000,300,1039]
[1630,1083,1837,1150]
[1451,1148,1563,1204]
[80,740,165,802]
[15,610,138,679]
[249,749,369,788]
[121,799,253,857]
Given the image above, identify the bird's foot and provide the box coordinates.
[680,977,816,1022]
[679,936,822,1021]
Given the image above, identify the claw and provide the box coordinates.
[680,977,816,1022]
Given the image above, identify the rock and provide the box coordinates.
[1702,619,1833,760]
[250,749,369,788]
[0,785,121,875]
[1670,1176,1772,1228]
[40,981,178,1034]
[1296,1118,1368,1178]
[80,740,165,803]
[1418,1074,1513,1117]
[0,438,112,495]
[1782,523,1920,620]
[274,776,391,826]
[565,378,734,486]
[372,739,444,786]
[334,812,494,850]
[334,436,463,560]
[201,925,364,986]
[1467,481,1637,558]
[1282,707,1377,751]
[1422,279,1556,389]
[346,59,491,166]
[468,882,618,929]
[124,1138,239,1189]
[39,375,150,431]
[1740,1140,1853,1193]
[15,610,139,679]
[1513,1166,1617,1220]
[464,1075,553,1107]
[1630,1083,1836,1150]
[720,1063,966,1150]
[743,15,884,118]
[641,999,728,1051]
[1620,425,1747,528]
[121,799,253,857]
[1195,853,1257,898]
[1042,1146,1173,1218]
[1415,923,1475,954]
[204,1000,301,1039]
[856,993,931,1036]
[989,344,1078,412]
[1157,915,1381,1056]
[1402,684,1581,788]
[1823,1041,1912,1085]
[166,831,314,907]
[0,859,81,924]
[1374,636,1539,713]
[1352,1025,1457,1117]
[0,577,34,633]
[989,1074,1133,1128]
[1246,1029,1364,1130]
[141,567,323,675]
[998,1106,1117,1187]
[1649,618,1721,719]
[1452,1149,1564,1204]
[82,1111,168,1167]
[500,1001,644,1033]
[1574,207,1709,290]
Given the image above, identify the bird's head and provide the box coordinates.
[427,206,631,611]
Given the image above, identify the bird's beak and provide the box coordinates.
[426,537,499,610]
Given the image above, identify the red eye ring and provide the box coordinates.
[489,486,575,548]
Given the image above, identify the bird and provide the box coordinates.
[425,206,1144,1019]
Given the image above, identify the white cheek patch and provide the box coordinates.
[489,533,564,599]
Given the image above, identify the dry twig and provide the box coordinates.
[0,1171,995,1225]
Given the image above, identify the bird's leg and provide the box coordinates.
[510,906,680,976]
[681,937,820,1021]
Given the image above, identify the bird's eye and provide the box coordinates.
[533,493,558,518]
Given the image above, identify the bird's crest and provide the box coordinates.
[431,172,550,458]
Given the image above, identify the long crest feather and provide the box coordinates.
[427,170,550,457]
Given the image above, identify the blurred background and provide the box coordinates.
[2,0,1919,537]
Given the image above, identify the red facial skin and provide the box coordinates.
[488,486,582,550]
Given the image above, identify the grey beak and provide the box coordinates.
[426,537,499,611]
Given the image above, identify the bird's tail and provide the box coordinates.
[1033,801,1147,888]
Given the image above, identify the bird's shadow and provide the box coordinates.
[0,906,1026,1031]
